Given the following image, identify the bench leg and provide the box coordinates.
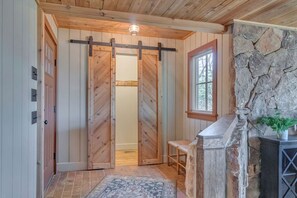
[177,147,179,174]
[167,143,170,166]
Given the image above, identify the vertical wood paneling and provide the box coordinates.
[194,32,202,137]
[102,32,111,42]
[183,31,233,140]
[215,34,223,118]
[159,38,168,158]
[69,29,81,162]
[22,1,30,195]
[28,1,37,196]
[2,0,14,196]
[91,31,102,41]
[80,30,90,163]
[0,0,2,194]
[122,34,132,44]
[112,33,122,43]
[131,35,140,45]
[57,30,183,170]
[57,28,70,163]
[167,39,176,142]
[189,34,196,140]
[140,36,149,46]
[13,0,23,196]
[175,40,184,140]
[222,33,232,114]
[1,0,37,197]
[184,37,190,140]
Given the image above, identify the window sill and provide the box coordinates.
[186,111,218,122]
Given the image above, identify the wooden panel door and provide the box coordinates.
[138,50,162,165]
[88,46,115,169]
[44,27,56,188]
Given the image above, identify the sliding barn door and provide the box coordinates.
[138,50,162,165]
[88,46,115,169]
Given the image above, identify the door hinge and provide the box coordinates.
[54,59,57,66]
[54,105,56,113]
[53,152,56,160]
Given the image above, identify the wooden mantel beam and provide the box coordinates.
[39,2,225,34]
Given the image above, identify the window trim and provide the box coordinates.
[187,39,218,121]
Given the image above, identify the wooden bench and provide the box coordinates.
[167,140,191,175]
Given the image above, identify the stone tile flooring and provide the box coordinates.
[45,164,186,198]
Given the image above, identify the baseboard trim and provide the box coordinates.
[116,143,137,150]
[57,155,168,171]
[57,162,87,172]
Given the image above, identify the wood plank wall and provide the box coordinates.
[183,30,233,141]
[57,29,184,171]
[0,0,38,197]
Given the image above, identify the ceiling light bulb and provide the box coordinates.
[129,24,139,36]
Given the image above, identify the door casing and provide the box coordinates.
[37,17,58,192]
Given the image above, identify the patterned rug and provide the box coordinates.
[87,175,176,198]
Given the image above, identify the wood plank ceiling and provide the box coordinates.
[55,16,193,39]
[42,0,297,39]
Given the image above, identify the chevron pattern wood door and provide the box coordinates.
[88,46,115,169]
[138,50,162,165]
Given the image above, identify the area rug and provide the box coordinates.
[86,175,176,198]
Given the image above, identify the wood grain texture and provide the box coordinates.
[196,115,237,198]
[43,0,297,28]
[138,50,162,165]
[116,80,138,87]
[39,2,225,33]
[115,150,138,166]
[37,10,46,198]
[55,15,193,40]
[57,29,183,171]
[88,46,115,169]
[44,25,57,188]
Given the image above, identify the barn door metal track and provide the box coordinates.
[69,36,177,61]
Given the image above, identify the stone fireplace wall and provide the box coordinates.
[233,22,297,197]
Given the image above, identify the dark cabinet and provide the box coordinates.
[260,136,297,198]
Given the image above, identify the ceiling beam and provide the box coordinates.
[39,2,225,34]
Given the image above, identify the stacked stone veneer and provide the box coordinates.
[233,23,297,197]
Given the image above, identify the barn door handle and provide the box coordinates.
[44,120,48,125]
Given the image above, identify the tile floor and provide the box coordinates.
[45,164,186,198]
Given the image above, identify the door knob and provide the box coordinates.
[44,120,48,125]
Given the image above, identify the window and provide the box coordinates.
[187,40,217,121]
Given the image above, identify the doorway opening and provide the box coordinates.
[115,54,138,166]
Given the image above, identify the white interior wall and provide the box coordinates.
[115,55,138,150]
[0,0,37,197]
[57,29,184,171]
[116,55,138,81]
[116,87,138,150]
